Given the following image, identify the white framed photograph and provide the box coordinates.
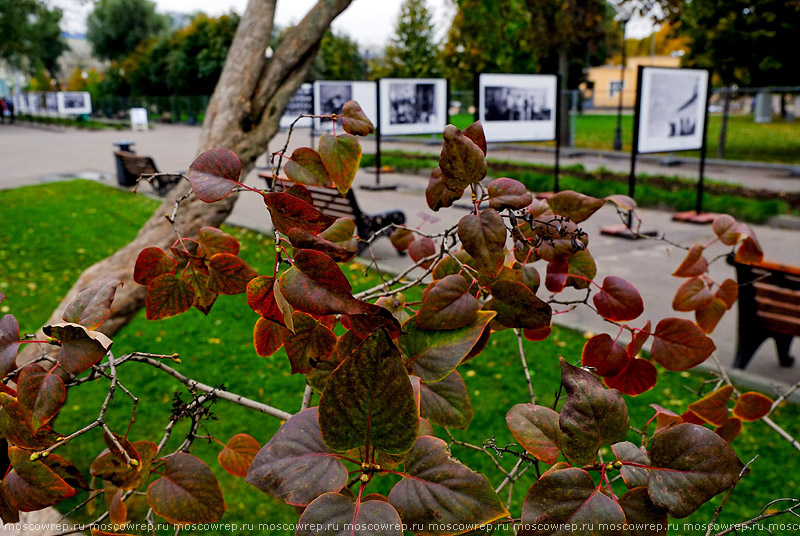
[57,92,92,115]
[313,81,377,132]
[637,67,709,154]
[478,73,557,142]
[378,78,447,135]
[280,83,313,128]
[44,92,59,114]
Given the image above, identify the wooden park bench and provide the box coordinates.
[113,151,180,196]
[728,254,800,369]
[258,173,406,254]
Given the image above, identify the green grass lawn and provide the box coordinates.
[448,112,800,164]
[2,180,799,535]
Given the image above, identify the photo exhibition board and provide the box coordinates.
[378,78,448,135]
[57,92,92,115]
[280,83,313,128]
[313,81,377,132]
[637,67,709,154]
[478,73,557,142]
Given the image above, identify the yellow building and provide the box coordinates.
[586,55,680,109]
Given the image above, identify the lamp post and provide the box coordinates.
[612,14,630,151]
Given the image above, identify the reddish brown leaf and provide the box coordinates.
[283,312,336,373]
[544,258,569,293]
[611,441,650,489]
[650,404,683,431]
[566,250,596,290]
[419,370,473,430]
[43,322,113,375]
[318,133,361,194]
[672,244,708,277]
[207,253,257,295]
[457,209,507,277]
[606,194,637,210]
[341,100,374,136]
[389,228,414,251]
[651,318,716,371]
[246,276,283,325]
[687,385,733,426]
[296,492,402,536]
[188,147,242,203]
[732,392,773,421]
[735,235,764,264]
[715,279,739,309]
[180,269,217,315]
[581,333,629,377]
[618,488,668,536]
[506,404,561,464]
[264,192,337,236]
[284,147,332,187]
[197,227,239,259]
[680,410,706,426]
[416,275,479,330]
[672,277,713,312]
[439,124,488,190]
[147,453,224,525]
[253,318,286,357]
[0,314,21,378]
[0,393,61,450]
[319,217,358,254]
[523,325,552,341]
[547,190,605,223]
[17,364,64,431]
[62,278,122,330]
[487,178,532,211]
[593,276,644,322]
[408,236,437,269]
[425,167,465,211]
[712,214,739,245]
[5,447,76,511]
[134,247,177,286]
[279,249,364,316]
[219,433,260,478]
[288,227,355,263]
[487,280,552,330]
[715,417,742,442]
[695,298,726,334]
[145,274,194,320]
[604,358,658,396]
[105,486,127,526]
[626,321,651,358]
[461,121,487,155]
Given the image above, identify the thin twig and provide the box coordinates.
[705,455,758,536]
[514,329,535,405]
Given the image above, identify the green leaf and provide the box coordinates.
[218,434,260,478]
[4,447,76,512]
[318,133,361,195]
[147,452,225,525]
[319,329,418,455]
[487,178,532,211]
[593,276,644,322]
[246,407,348,507]
[399,311,496,383]
[263,192,337,236]
[341,100,375,136]
[145,274,195,321]
[279,250,363,316]
[17,363,64,432]
[648,423,744,518]
[296,492,402,536]
[439,125,487,190]
[416,275,479,330]
[559,358,629,466]
[62,278,121,330]
[419,370,473,429]
[43,322,113,375]
[197,227,240,259]
[283,312,336,374]
[547,191,605,223]
[207,253,257,295]
[506,404,561,465]
[457,210,507,277]
[388,436,509,534]
[0,314,21,378]
[487,280,552,330]
[188,147,242,203]
[285,147,333,187]
[611,441,650,489]
[618,488,668,536]
[319,217,358,254]
[650,318,716,371]
[519,467,625,536]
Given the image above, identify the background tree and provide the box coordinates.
[86,0,168,62]
[308,29,367,81]
[0,0,66,77]
[375,0,441,79]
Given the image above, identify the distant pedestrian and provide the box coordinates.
[6,98,14,123]
[0,98,6,124]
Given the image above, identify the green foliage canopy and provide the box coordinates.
[376,0,441,79]
[86,0,168,62]
[0,0,66,77]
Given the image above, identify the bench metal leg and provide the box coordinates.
[774,334,796,367]
[734,332,767,369]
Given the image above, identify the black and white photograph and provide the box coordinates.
[379,78,447,135]
[313,81,377,132]
[280,83,313,128]
[57,92,92,115]
[637,67,709,154]
[44,92,59,113]
[478,74,557,142]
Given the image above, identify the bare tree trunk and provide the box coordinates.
[716,88,732,160]
[18,0,353,364]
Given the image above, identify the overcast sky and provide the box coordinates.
[57,0,652,47]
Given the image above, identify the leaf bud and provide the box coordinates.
[613,460,623,468]
[605,462,614,471]
[30,452,40,461]
[129,459,140,467]
[359,473,370,483]
[41,451,50,458]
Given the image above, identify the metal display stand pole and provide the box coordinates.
[361,79,396,191]
[554,75,562,193]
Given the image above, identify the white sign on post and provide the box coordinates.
[130,108,149,131]
[478,73,558,142]
[313,81,377,132]
[637,67,709,154]
[378,78,447,136]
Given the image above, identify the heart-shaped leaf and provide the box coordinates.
[388,436,509,533]
[461,121,487,155]
[62,278,122,330]
[715,279,738,309]
[264,192,337,236]
[91,440,157,490]
[567,250,596,290]
[488,178,532,211]
[134,248,178,286]
[650,404,683,431]
[687,385,733,426]
[207,253,257,295]
[457,210,507,277]
[732,392,773,422]
[5,447,76,511]
[285,147,333,187]
[389,228,414,251]
[283,312,336,374]
[319,329,418,455]
[439,125,487,191]
[318,133,361,194]
[17,364,65,431]
[246,276,284,325]
[606,194,637,210]
[181,269,217,315]
[188,147,242,202]
[547,191,605,223]
[618,488,668,536]
[734,224,763,263]
[506,404,561,464]
[712,214,739,245]
[419,370,473,429]
[246,407,348,506]
[408,236,437,268]
[416,275,479,330]
[593,276,644,322]
[288,227,356,263]
[695,298,726,334]
[603,358,657,396]
[145,274,195,320]
[487,280,552,330]
[279,249,364,316]
[715,417,742,442]
[197,227,240,259]
[651,318,715,371]
[672,277,713,312]
[626,321,651,358]
[0,393,61,450]
[43,322,113,375]
[519,467,624,535]
[581,333,629,377]
[341,100,375,136]
[147,452,224,524]
[0,314,21,378]
[218,433,260,478]
[544,258,569,293]
[425,167,465,211]
[296,492,401,536]
[559,358,629,466]
[611,441,650,489]
[399,311,495,383]
[320,217,358,250]
[648,423,744,518]
[672,244,708,277]
[253,318,286,357]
